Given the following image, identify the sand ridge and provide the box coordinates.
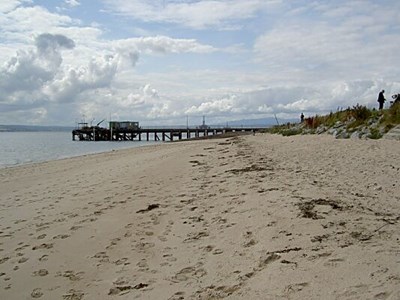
[0,134,399,299]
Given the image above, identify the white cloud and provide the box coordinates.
[65,0,80,8]
[0,0,32,13]
[0,33,75,98]
[254,1,400,84]
[1,0,400,126]
[102,0,279,29]
[0,23,219,124]
[1,6,76,40]
[114,35,216,55]
[121,84,158,108]
[186,95,237,115]
[45,54,119,103]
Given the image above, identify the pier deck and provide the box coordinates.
[72,126,264,141]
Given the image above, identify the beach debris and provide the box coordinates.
[136,204,160,213]
[281,259,298,267]
[134,283,149,289]
[258,253,281,268]
[189,160,206,166]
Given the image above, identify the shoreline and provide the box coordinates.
[0,131,253,170]
[0,132,162,169]
[0,134,399,299]
[0,142,161,170]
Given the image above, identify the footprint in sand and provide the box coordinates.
[32,269,49,277]
[203,245,215,252]
[183,231,209,243]
[256,253,281,270]
[137,259,149,270]
[162,253,177,262]
[31,288,44,298]
[92,251,109,263]
[171,266,207,282]
[168,291,185,300]
[18,257,29,264]
[242,231,258,248]
[284,282,309,294]
[113,258,129,265]
[53,234,70,240]
[212,249,224,255]
[56,270,84,281]
[194,284,241,299]
[106,237,121,249]
[322,257,346,267]
[32,243,53,250]
[62,289,84,300]
[0,257,10,264]
[135,242,155,251]
[38,255,48,262]
[108,283,149,296]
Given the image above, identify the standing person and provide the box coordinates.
[377,90,386,110]
[300,113,304,123]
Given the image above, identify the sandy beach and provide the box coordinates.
[0,134,399,299]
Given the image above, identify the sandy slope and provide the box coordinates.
[0,134,399,299]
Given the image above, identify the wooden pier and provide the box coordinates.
[72,126,263,142]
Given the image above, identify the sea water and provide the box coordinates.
[0,131,159,168]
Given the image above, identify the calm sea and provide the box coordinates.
[0,131,159,169]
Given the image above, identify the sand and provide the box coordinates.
[0,134,399,299]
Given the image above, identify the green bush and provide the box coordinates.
[387,102,400,123]
[351,104,371,121]
[368,127,382,139]
[281,128,303,136]
[378,102,400,128]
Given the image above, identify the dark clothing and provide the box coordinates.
[378,91,386,110]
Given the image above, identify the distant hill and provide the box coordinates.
[0,125,74,132]
[217,117,297,127]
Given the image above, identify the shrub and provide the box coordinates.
[350,104,371,121]
[368,127,383,139]
[379,102,400,128]
[281,128,303,136]
[387,102,400,123]
[304,115,324,129]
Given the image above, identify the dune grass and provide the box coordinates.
[267,102,400,138]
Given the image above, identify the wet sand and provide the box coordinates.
[0,134,399,299]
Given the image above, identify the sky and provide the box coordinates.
[1,0,400,126]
